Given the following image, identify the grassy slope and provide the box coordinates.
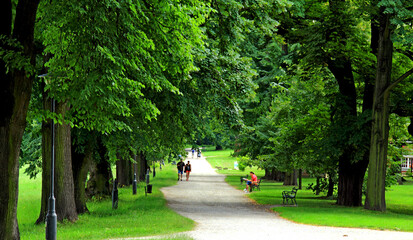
[204,148,413,232]
[18,164,194,240]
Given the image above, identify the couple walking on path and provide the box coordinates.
[177,158,191,181]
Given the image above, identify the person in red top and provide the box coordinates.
[244,171,258,193]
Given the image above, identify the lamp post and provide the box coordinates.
[132,173,137,195]
[39,73,57,240]
[133,155,137,195]
[46,98,57,240]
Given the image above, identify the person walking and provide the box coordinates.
[184,161,192,181]
[191,149,195,158]
[177,159,185,181]
[197,149,201,158]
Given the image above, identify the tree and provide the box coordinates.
[33,0,209,224]
[365,1,413,211]
[267,0,379,206]
[0,0,41,238]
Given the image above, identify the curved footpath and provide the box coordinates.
[139,154,413,240]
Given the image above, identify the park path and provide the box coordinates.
[159,153,413,240]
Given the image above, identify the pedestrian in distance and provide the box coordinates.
[192,148,195,158]
[197,149,201,158]
[184,161,192,181]
[177,158,185,181]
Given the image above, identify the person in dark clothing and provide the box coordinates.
[177,159,185,181]
[184,161,192,181]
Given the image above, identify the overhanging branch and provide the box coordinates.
[388,67,413,92]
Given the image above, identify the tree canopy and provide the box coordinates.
[2,0,413,238]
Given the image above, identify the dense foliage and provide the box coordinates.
[2,0,413,238]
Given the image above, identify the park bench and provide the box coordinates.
[282,187,298,205]
[250,178,262,192]
[240,174,249,184]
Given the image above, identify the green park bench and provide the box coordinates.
[250,178,262,192]
[282,187,299,206]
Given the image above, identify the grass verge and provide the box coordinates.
[204,148,413,232]
[18,164,194,240]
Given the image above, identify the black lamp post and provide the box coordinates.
[46,98,57,240]
[39,73,57,240]
[132,156,137,195]
[132,173,137,195]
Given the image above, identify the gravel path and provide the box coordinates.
[159,155,413,240]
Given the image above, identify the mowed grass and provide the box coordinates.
[18,164,194,240]
[202,148,264,176]
[205,148,413,232]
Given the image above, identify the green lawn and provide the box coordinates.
[205,148,413,232]
[18,164,194,240]
[202,148,264,176]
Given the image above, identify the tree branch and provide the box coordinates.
[388,67,413,92]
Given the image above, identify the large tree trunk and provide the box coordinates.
[365,12,393,211]
[0,0,40,238]
[72,130,95,214]
[54,101,78,221]
[283,170,297,186]
[264,168,284,181]
[325,0,370,207]
[137,152,149,181]
[264,168,275,180]
[86,137,112,198]
[328,58,369,206]
[337,153,369,206]
[116,157,133,187]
